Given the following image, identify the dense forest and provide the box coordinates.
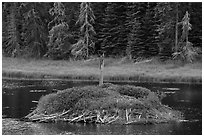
[2,2,202,62]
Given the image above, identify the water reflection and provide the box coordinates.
[24,121,200,135]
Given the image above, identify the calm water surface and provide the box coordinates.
[2,79,202,135]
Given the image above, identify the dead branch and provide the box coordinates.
[107,116,119,124]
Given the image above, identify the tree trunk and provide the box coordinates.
[175,3,178,52]
[85,3,89,59]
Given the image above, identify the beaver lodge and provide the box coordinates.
[25,83,183,124]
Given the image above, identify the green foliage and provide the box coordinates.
[141,3,159,58]
[46,23,70,59]
[100,3,118,55]
[187,3,202,48]
[154,3,177,60]
[91,2,107,54]
[71,39,86,59]
[46,2,71,60]
[181,11,191,41]
[100,3,128,57]
[126,2,141,59]
[48,2,66,26]
[173,40,197,63]
[72,2,96,59]
[2,3,21,57]
[126,3,158,59]
[21,3,48,58]
[2,2,202,60]
[173,11,198,63]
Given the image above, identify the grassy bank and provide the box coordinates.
[2,57,202,84]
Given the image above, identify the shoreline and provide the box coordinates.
[3,57,202,84]
[2,71,201,85]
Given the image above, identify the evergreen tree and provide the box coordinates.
[182,3,202,48]
[126,2,158,59]
[92,2,107,54]
[114,3,128,56]
[64,2,80,43]
[155,2,201,61]
[72,2,96,59]
[46,2,71,59]
[2,3,21,57]
[154,2,177,60]
[173,11,197,63]
[126,2,142,59]
[99,2,118,56]
[2,2,202,60]
[100,2,128,57]
[21,2,48,58]
[142,2,158,58]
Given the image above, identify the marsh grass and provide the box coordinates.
[2,57,201,84]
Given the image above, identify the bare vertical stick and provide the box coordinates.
[99,53,104,86]
[126,109,129,122]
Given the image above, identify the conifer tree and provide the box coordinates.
[46,2,70,59]
[2,2,202,60]
[72,2,96,59]
[154,2,201,61]
[21,2,48,58]
[154,2,177,60]
[173,11,197,63]
[187,3,202,48]
[92,2,108,54]
[142,2,158,58]
[100,2,128,57]
[3,3,21,57]
[99,3,118,56]
[114,3,128,56]
[126,2,158,59]
[126,2,142,59]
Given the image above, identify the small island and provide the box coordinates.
[25,83,183,124]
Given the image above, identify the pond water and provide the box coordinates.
[2,79,202,135]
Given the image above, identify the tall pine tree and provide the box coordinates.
[3,3,22,57]
[154,2,177,60]
[92,2,107,54]
[21,2,48,58]
[126,2,142,59]
[126,2,158,59]
[72,2,96,59]
[141,3,159,58]
[100,2,128,57]
[46,2,71,59]
[99,2,117,56]
[173,11,198,63]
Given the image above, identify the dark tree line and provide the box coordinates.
[2,2,202,61]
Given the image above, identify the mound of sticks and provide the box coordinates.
[24,84,183,124]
